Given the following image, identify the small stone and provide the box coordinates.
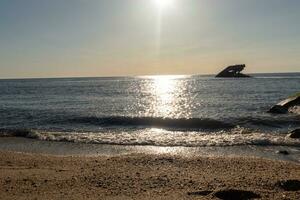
[276,150,289,155]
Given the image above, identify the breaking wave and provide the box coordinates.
[0,114,298,147]
[1,128,300,147]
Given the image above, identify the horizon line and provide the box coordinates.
[0,71,300,81]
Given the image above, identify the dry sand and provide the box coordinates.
[0,151,300,200]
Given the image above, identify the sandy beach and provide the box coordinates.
[0,151,299,200]
[1,0,300,199]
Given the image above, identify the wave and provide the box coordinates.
[59,116,235,130]
[49,115,299,130]
[289,106,300,115]
[1,128,300,147]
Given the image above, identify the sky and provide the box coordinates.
[0,0,300,78]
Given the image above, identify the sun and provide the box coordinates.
[155,0,174,10]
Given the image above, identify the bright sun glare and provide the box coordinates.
[155,0,174,10]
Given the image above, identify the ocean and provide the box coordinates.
[0,73,299,149]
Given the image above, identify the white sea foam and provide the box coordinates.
[13,128,299,147]
[289,106,300,115]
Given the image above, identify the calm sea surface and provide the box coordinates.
[0,73,299,147]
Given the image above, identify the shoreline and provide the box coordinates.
[0,137,299,163]
[0,151,299,199]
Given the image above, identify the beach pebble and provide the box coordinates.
[214,189,261,200]
[187,190,212,196]
[276,180,300,191]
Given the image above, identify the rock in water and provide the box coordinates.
[269,105,288,114]
[277,95,300,108]
[269,94,300,114]
[289,129,300,139]
[276,150,289,155]
[216,64,251,78]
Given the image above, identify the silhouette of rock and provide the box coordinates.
[0,129,38,139]
[269,94,300,114]
[289,129,300,139]
[216,64,251,78]
[276,180,300,191]
[214,189,260,200]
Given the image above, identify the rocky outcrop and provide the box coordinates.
[269,94,300,114]
[269,105,288,114]
[216,64,251,78]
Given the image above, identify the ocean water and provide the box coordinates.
[0,73,299,147]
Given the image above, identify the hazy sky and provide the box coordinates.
[0,0,300,78]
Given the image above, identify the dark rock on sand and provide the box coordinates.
[216,64,251,78]
[187,190,212,196]
[0,129,39,139]
[276,180,300,191]
[288,129,300,139]
[269,94,300,114]
[214,189,261,200]
[276,150,289,155]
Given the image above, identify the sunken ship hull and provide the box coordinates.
[216,64,251,78]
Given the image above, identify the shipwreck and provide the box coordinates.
[216,64,251,78]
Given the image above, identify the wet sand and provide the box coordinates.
[1,137,299,162]
[0,151,300,199]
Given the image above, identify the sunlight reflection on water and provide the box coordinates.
[138,75,194,118]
